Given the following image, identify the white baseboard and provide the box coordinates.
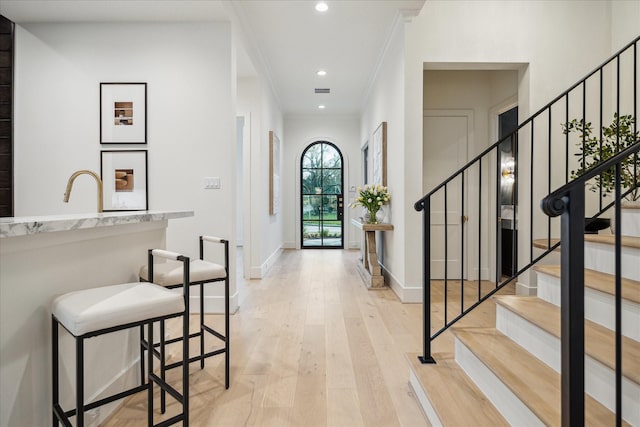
[382,265,422,303]
[249,246,283,278]
[282,241,296,249]
[190,290,240,314]
[515,280,537,296]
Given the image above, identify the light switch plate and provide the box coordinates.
[204,177,221,189]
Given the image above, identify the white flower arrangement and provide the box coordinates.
[349,184,390,222]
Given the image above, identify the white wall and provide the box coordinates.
[15,22,235,252]
[358,0,636,300]
[360,16,410,299]
[237,75,283,278]
[14,22,238,310]
[283,114,361,249]
[423,70,519,281]
[611,1,640,51]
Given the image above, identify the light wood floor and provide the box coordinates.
[104,249,511,427]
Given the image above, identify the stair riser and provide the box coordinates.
[536,272,640,341]
[408,369,444,427]
[454,337,545,427]
[620,207,640,238]
[584,242,639,281]
[496,305,640,425]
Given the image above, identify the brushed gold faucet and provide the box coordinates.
[63,170,104,213]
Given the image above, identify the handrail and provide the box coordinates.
[540,141,637,427]
[542,140,639,216]
[416,34,640,211]
[413,31,639,384]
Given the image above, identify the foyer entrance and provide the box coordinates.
[300,141,344,248]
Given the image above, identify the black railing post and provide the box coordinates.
[419,198,436,364]
[559,188,585,426]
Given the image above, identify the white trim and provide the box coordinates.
[250,245,283,278]
[191,290,240,315]
[515,280,537,296]
[382,264,422,303]
[408,370,443,427]
[296,137,350,249]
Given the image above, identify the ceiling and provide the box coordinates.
[0,0,426,116]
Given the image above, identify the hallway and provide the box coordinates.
[105,249,510,426]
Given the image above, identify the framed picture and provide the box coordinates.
[269,131,280,215]
[100,82,147,144]
[100,150,148,211]
[372,121,387,186]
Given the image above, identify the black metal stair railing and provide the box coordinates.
[414,35,639,365]
[541,141,639,427]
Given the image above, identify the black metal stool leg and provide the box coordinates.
[75,337,84,427]
[52,317,59,427]
[160,319,166,413]
[147,321,154,427]
[139,325,145,386]
[225,275,230,389]
[200,282,205,369]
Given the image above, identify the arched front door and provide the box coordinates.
[301,141,344,248]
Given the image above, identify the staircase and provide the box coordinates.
[410,35,640,426]
[408,207,640,425]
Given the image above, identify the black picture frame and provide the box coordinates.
[100,150,148,211]
[100,82,147,144]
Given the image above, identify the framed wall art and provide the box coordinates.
[100,150,148,211]
[269,131,280,215]
[100,82,147,144]
[372,121,387,186]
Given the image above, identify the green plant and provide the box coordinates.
[563,113,639,201]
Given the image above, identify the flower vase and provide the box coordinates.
[375,206,385,223]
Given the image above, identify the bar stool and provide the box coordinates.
[139,236,229,394]
[51,249,190,427]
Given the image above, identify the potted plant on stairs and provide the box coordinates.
[563,113,640,233]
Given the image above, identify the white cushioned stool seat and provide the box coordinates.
[52,282,184,336]
[139,259,226,287]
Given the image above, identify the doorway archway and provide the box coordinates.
[300,141,344,248]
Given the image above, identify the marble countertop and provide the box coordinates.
[0,210,194,238]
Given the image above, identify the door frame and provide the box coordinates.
[298,140,346,249]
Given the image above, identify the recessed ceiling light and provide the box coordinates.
[318,105,326,109]
[315,2,328,12]
[317,70,327,77]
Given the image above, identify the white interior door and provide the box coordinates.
[423,110,471,280]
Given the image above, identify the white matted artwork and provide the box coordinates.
[372,121,387,186]
[100,82,147,143]
[269,131,280,215]
[100,150,148,211]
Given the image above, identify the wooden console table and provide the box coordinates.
[351,217,393,289]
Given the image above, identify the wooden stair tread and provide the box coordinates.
[453,327,624,427]
[406,352,509,426]
[493,295,640,384]
[533,264,640,304]
[534,235,640,250]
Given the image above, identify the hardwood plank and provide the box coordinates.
[494,295,640,384]
[534,235,640,250]
[344,316,402,427]
[103,249,428,427]
[407,352,509,426]
[534,264,640,304]
[453,327,625,426]
[326,388,365,427]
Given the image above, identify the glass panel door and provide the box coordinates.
[301,142,344,248]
